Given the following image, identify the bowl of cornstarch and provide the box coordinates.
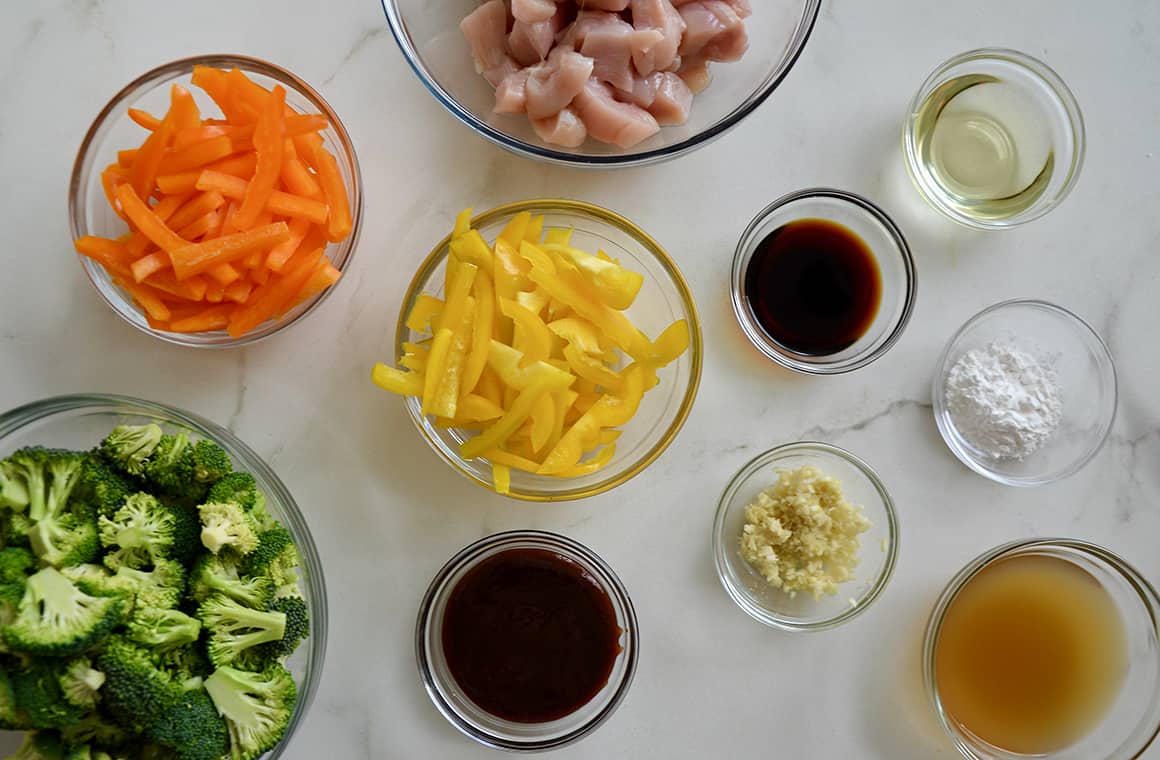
[932,299,1117,486]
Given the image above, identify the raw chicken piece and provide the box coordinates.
[578,0,629,10]
[677,1,748,62]
[461,1,512,76]
[495,68,532,113]
[615,72,663,107]
[525,48,595,119]
[646,71,693,124]
[580,24,663,92]
[677,57,711,92]
[483,56,521,87]
[557,10,628,49]
[672,0,750,13]
[629,0,686,75]
[512,0,557,24]
[509,7,565,66]
[572,78,660,148]
[532,107,589,147]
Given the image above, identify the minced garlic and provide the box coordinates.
[739,465,871,600]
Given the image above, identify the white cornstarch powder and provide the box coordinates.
[945,342,1063,460]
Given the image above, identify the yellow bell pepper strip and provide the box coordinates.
[563,344,623,391]
[476,365,504,407]
[588,363,648,427]
[450,229,494,277]
[551,443,616,478]
[421,329,453,415]
[427,295,475,419]
[524,215,545,244]
[547,317,603,354]
[506,437,541,463]
[527,264,651,360]
[529,393,555,453]
[516,288,550,316]
[372,363,425,396]
[484,448,542,473]
[486,341,574,390]
[543,226,573,246]
[492,464,511,495]
[598,429,622,445]
[543,243,644,310]
[648,319,691,367]
[548,388,579,455]
[572,391,601,416]
[501,298,552,365]
[538,409,601,474]
[461,371,574,460]
[435,418,486,430]
[460,272,494,399]
[492,238,527,343]
[452,207,473,239]
[459,393,505,421]
[518,241,556,274]
[499,210,533,247]
[405,294,444,333]
[436,261,478,334]
[399,341,429,372]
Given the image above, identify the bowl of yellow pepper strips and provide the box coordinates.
[372,200,702,501]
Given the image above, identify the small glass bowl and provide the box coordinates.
[932,299,1117,487]
[380,0,821,167]
[416,530,638,752]
[0,394,328,759]
[924,539,1160,760]
[903,48,1085,229]
[713,442,899,631]
[68,54,363,348]
[730,188,917,374]
[394,199,702,501]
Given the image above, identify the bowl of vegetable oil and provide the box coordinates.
[903,48,1085,229]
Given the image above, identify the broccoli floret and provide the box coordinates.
[58,657,105,711]
[205,473,260,511]
[0,458,31,512]
[127,607,201,651]
[75,456,133,521]
[99,425,162,477]
[58,710,130,748]
[11,661,87,729]
[204,664,296,760]
[98,494,175,571]
[64,745,92,760]
[96,637,181,733]
[8,730,65,760]
[241,527,299,588]
[190,440,231,486]
[0,584,25,650]
[198,595,286,669]
[113,559,186,611]
[59,565,134,605]
[142,433,194,496]
[151,643,212,685]
[3,511,34,548]
[198,502,258,557]
[0,548,35,584]
[0,661,31,729]
[266,596,309,660]
[164,503,202,568]
[29,502,100,570]
[2,567,124,657]
[0,448,86,522]
[188,553,272,609]
[147,685,229,760]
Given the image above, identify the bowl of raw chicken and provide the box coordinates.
[382,0,823,167]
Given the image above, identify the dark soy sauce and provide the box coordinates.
[441,548,622,723]
[744,219,882,355]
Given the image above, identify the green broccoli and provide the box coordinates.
[205,473,260,511]
[63,745,93,760]
[75,457,133,521]
[95,637,181,733]
[204,664,296,760]
[241,527,299,588]
[147,685,229,760]
[151,642,212,686]
[8,730,66,760]
[99,425,162,477]
[164,502,202,568]
[260,596,309,661]
[127,608,201,651]
[58,565,134,603]
[190,440,231,485]
[98,493,176,571]
[58,657,105,711]
[3,511,34,548]
[3,567,125,657]
[57,710,129,748]
[113,559,186,611]
[0,583,26,645]
[0,448,86,522]
[11,661,87,729]
[198,595,286,669]
[187,553,273,609]
[29,500,100,570]
[0,458,31,512]
[198,502,259,556]
[0,661,31,729]
[0,548,35,584]
[142,433,194,496]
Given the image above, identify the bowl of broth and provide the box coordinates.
[924,539,1160,759]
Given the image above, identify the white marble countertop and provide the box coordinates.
[1,0,1158,758]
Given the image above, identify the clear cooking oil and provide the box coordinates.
[911,75,1054,221]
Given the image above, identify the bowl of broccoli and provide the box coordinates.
[0,393,327,760]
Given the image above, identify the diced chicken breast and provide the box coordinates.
[557,10,623,49]
[581,25,663,92]
[615,72,662,108]
[512,0,557,24]
[646,71,693,124]
[494,68,532,113]
[629,0,686,75]
[532,107,588,147]
[724,0,752,17]
[578,0,629,10]
[677,57,711,92]
[509,11,563,66]
[677,1,748,62]
[483,55,521,87]
[573,78,660,148]
[525,49,595,119]
[461,0,512,75]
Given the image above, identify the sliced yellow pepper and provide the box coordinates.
[648,319,691,368]
[421,329,453,416]
[436,261,477,335]
[529,393,555,453]
[426,295,475,419]
[547,317,603,354]
[405,294,443,333]
[492,464,511,495]
[461,372,573,460]
[563,344,623,391]
[538,410,601,474]
[543,226,573,246]
[499,211,533,248]
[476,365,504,407]
[399,341,430,372]
[485,448,542,473]
[372,363,424,396]
[452,207,473,239]
[486,341,573,390]
[543,243,644,310]
[551,443,616,478]
[516,288,549,316]
[548,388,578,455]
[588,362,647,427]
[518,241,556,274]
[450,229,494,277]
[460,272,494,398]
[598,429,622,445]
[524,215,544,244]
[459,393,504,421]
[501,298,552,365]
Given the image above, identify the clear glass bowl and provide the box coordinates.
[393,199,703,501]
[713,441,899,631]
[0,394,328,759]
[924,539,1160,760]
[903,48,1085,229]
[68,54,363,348]
[730,188,917,374]
[932,299,1117,486]
[416,530,638,751]
[380,0,822,167]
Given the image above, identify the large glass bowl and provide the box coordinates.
[393,199,702,501]
[381,0,822,167]
[0,394,328,759]
[68,54,363,348]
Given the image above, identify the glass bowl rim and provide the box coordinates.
[930,297,1118,487]
[921,537,1160,760]
[712,440,901,632]
[901,46,1087,230]
[67,53,365,349]
[414,529,640,752]
[0,392,329,759]
[730,187,918,375]
[393,198,704,502]
[378,0,823,168]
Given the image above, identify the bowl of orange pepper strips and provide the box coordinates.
[69,54,361,346]
[373,200,703,501]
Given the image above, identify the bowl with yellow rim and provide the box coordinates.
[386,199,702,501]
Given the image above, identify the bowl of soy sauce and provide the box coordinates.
[731,188,917,374]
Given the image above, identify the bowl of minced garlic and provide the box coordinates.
[713,442,899,631]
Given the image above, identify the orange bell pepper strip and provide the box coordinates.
[169,222,289,280]
[232,85,285,231]
[227,245,323,336]
[312,143,352,243]
[170,304,234,333]
[167,191,226,232]
[195,170,328,225]
[128,108,162,131]
[115,184,188,254]
[157,153,257,195]
[157,135,234,175]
